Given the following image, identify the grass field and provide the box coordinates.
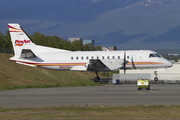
[0,105,180,119]
[0,53,101,91]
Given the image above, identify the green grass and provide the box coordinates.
[0,53,101,91]
[0,105,180,119]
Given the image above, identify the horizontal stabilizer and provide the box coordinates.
[20,49,36,58]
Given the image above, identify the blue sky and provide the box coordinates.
[1,0,180,50]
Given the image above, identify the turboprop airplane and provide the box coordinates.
[8,23,173,82]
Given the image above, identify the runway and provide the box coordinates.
[0,84,180,108]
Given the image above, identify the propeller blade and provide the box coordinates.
[131,56,136,69]
[124,50,126,74]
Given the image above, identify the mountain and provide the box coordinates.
[0,0,180,50]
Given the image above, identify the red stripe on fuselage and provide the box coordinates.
[10,60,86,66]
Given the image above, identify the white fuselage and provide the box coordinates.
[12,49,173,72]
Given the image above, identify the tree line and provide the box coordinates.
[0,30,102,52]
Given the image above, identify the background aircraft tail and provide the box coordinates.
[8,23,36,57]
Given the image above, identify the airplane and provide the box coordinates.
[8,23,173,82]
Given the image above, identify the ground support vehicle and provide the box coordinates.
[137,79,150,90]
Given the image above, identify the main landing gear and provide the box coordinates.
[154,71,158,81]
[94,71,100,83]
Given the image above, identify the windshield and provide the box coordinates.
[155,54,161,57]
[149,54,156,58]
[149,54,161,58]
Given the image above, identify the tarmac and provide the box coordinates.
[0,84,180,108]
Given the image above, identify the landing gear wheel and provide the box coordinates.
[138,88,141,90]
[146,85,150,90]
[154,71,158,81]
[146,88,150,90]
[94,77,100,83]
[154,77,158,81]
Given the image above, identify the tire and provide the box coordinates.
[94,77,99,83]
[147,85,150,90]
[154,77,158,81]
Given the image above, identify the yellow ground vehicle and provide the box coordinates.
[137,79,150,90]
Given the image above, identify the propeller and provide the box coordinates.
[131,56,137,69]
[123,50,126,74]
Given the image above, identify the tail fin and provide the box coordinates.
[8,23,35,56]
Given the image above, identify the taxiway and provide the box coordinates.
[0,84,180,108]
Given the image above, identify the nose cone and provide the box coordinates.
[166,60,173,68]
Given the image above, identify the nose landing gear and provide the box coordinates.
[154,71,158,81]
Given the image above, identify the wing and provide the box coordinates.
[87,59,124,71]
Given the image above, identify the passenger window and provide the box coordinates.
[127,56,129,59]
[102,56,104,59]
[92,56,94,59]
[76,57,78,60]
[118,56,120,59]
[112,56,115,59]
[81,57,83,60]
[71,57,73,60]
[86,56,88,60]
[97,56,99,59]
[107,56,109,59]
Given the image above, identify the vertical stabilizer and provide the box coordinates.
[8,23,35,56]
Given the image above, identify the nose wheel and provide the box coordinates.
[94,71,100,83]
[154,71,158,81]
[154,77,158,81]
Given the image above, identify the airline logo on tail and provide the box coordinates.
[15,40,31,46]
[8,24,31,46]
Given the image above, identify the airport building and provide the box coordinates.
[69,38,95,46]
[83,39,95,46]
[69,38,83,42]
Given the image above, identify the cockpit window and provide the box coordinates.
[149,54,156,58]
[155,54,161,57]
[149,54,161,58]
